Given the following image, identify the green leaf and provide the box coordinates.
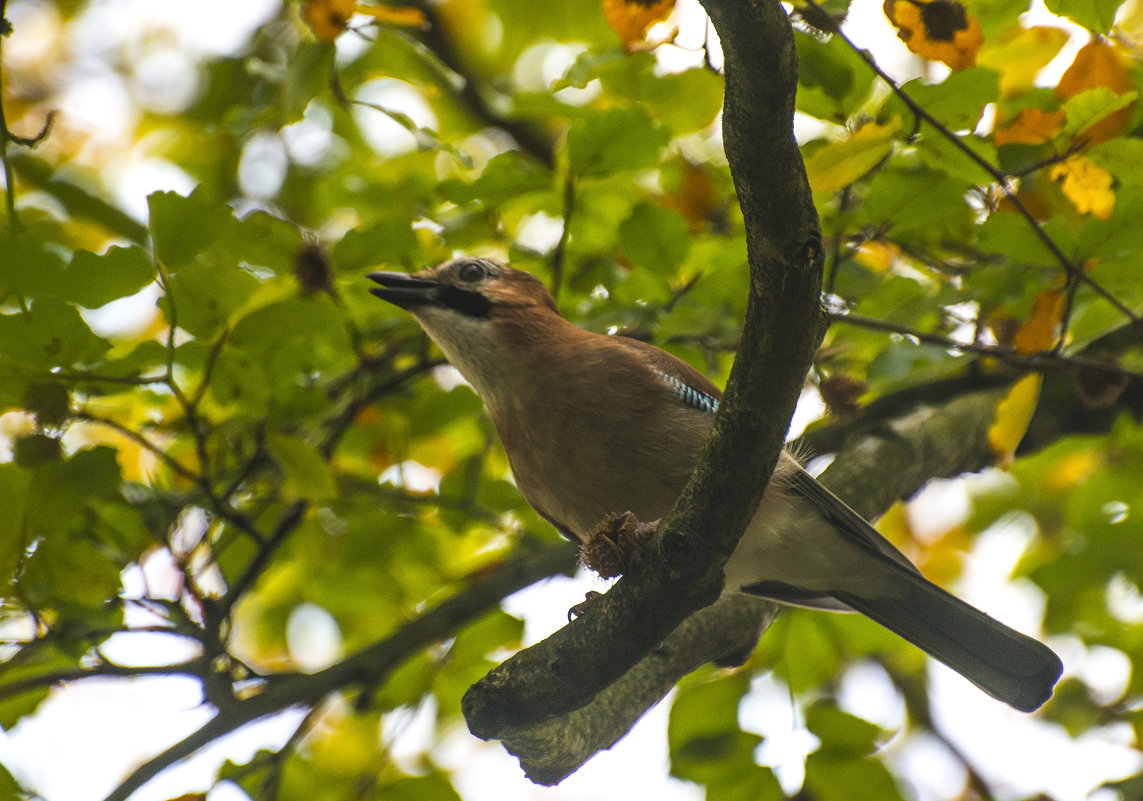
[805,752,906,801]
[619,202,691,273]
[20,534,124,609]
[0,760,24,797]
[895,67,1000,130]
[267,434,337,501]
[13,433,62,467]
[1061,86,1139,138]
[796,30,875,123]
[147,188,236,269]
[161,258,261,338]
[0,300,110,369]
[966,0,1035,36]
[1081,191,1143,259]
[804,702,887,757]
[210,346,272,415]
[1042,0,1123,32]
[384,773,463,801]
[232,211,306,276]
[916,129,999,184]
[0,642,75,729]
[0,229,68,301]
[9,154,150,244]
[640,68,725,134]
[1088,138,1143,185]
[780,611,846,693]
[66,246,156,308]
[567,107,669,177]
[333,219,422,272]
[669,670,758,785]
[805,118,900,195]
[24,446,123,533]
[858,167,973,241]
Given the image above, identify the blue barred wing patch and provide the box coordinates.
[658,372,720,414]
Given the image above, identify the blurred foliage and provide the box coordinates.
[1,0,1143,798]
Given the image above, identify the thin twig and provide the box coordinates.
[549,172,575,299]
[0,661,206,704]
[810,0,1139,327]
[101,541,577,801]
[831,310,1143,379]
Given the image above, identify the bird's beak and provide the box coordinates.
[368,271,440,309]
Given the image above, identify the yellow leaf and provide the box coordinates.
[1047,448,1101,490]
[303,0,355,41]
[883,0,983,71]
[1013,289,1065,355]
[994,107,1066,146]
[602,0,675,48]
[853,241,900,274]
[875,500,912,547]
[978,26,1069,96]
[354,4,427,27]
[805,117,901,194]
[988,373,1042,469]
[1050,154,1115,219]
[1056,40,1136,144]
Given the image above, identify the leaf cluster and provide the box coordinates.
[1,0,1143,798]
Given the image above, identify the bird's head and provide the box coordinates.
[369,258,563,401]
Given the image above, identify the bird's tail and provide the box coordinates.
[753,467,1063,712]
[830,565,1062,712]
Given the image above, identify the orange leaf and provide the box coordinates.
[1050,154,1115,219]
[1012,289,1065,355]
[988,373,1042,469]
[883,0,983,71]
[303,0,356,41]
[1056,40,1135,144]
[602,0,675,48]
[994,107,1066,146]
[661,161,721,232]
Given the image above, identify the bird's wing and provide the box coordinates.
[610,336,724,408]
[786,467,923,576]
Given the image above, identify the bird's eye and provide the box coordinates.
[457,261,486,283]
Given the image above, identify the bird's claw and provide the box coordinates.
[567,590,604,621]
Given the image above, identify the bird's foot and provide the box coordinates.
[567,590,604,621]
[579,511,658,579]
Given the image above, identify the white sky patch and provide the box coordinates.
[80,282,162,339]
[282,101,339,167]
[353,78,439,158]
[287,603,344,673]
[113,155,198,221]
[131,46,202,115]
[238,131,289,198]
[514,211,565,254]
[378,460,443,493]
[740,672,819,794]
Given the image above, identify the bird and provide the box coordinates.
[369,257,1063,712]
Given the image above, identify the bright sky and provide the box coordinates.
[1,0,1140,799]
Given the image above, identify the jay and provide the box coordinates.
[370,257,1062,712]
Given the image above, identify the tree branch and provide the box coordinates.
[461,0,825,745]
[101,541,577,801]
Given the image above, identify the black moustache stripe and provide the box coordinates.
[438,285,493,318]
